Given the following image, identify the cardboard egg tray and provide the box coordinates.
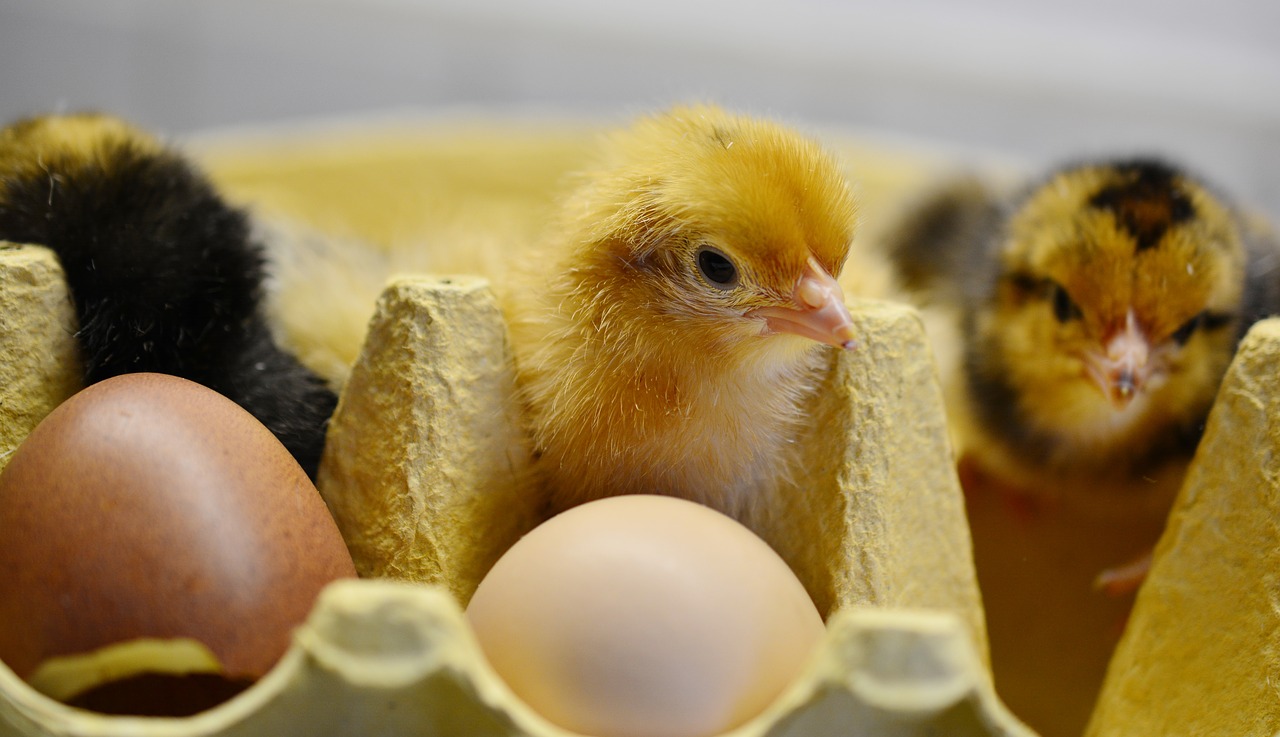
[1,119,1278,737]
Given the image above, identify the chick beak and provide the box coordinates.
[1084,310,1151,410]
[749,257,857,350]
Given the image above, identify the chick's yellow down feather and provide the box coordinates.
[888,158,1279,513]
[504,105,868,518]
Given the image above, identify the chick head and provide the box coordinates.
[557,104,860,364]
[977,158,1247,451]
[0,113,160,182]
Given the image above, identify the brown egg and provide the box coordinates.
[0,373,355,710]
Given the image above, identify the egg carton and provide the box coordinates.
[1,243,1277,736]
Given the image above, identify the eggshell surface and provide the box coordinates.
[465,494,825,737]
[0,373,356,687]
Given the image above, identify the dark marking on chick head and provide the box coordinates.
[1087,160,1195,253]
[709,126,735,150]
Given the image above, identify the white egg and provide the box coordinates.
[465,495,824,737]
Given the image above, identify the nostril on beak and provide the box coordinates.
[1115,369,1136,399]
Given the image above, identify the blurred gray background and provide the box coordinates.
[2,0,1278,215]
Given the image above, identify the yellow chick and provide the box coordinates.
[505,105,865,519]
[886,158,1279,586]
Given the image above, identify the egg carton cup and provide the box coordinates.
[1,242,1277,736]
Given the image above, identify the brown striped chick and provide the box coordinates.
[505,105,867,521]
[887,159,1279,586]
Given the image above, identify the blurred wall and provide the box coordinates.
[1,0,1277,214]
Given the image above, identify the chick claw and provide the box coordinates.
[1093,550,1153,597]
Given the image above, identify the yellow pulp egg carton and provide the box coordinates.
[1,118,1277,737]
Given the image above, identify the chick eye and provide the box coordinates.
[1170,311,1205,345]
[1049,282,1082,323]
[696,246,739,289]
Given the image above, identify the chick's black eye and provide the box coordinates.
[1049,282,1082,323]
[696,247,739,289]
[1171,311,1205,345]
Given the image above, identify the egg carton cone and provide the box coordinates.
[4,242,1278,736]
[0,246,82,477]
[1086,318,1280,737]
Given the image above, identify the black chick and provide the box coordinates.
[0,113,336,478]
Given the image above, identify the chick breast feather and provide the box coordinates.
[504,105,871,518]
